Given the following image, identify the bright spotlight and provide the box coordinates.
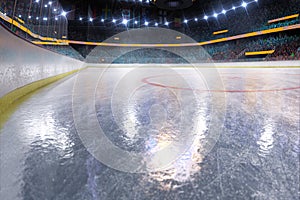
[242,2,247,8]
[204,15,208,20]
[214,13,218,18]
[144,21,149,26]
[35,0,39,3]
[44,4,48,8]
[36,17,39,20]
[101,18,104,22]
[112,19,116,23]
[61,11,67,17]
[18,14,22,18]
[43,17,47,21]
[184,19,188,23]
[134,20,138,24]
[122,18,128,25]
[155,22,158,26]
[164,21,169,26]
[55,17,58,20]
[79,17,82,21]
[194,18,198,21]
[232,6,236,10]
[89,18,93,22]
[222,9,226,14]
[48,1,52,5]
[28,15,32,19]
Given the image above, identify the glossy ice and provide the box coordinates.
[0,67,299,200]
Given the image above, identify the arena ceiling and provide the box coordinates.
[58,0,254,13]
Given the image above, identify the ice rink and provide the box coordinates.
[0,66,299,200]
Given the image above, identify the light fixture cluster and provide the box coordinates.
[15,1,66,22]
[18,0,258,25]
[79,0,258,26]
[192,0,258,22]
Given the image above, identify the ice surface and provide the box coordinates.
[0,67,299,200]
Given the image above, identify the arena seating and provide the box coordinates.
[112,48,189,64]
[204,34,299,61]
[41,45,85,61]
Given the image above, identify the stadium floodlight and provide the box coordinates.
[144,21,149,26]
[89,18,93,22]
[28,15,32,19]
[242,2,247,8]
[55,17,58,20]
[36,17,39,20]
[222,9,226,14]
[112,19,116,23]
[18,14,22,18]
[204,15,208,20]
[214,13,218,18]
[43,17,47,21]
[164,21,169,26]
[61,11,67,17]
[184,19,188,23]
[35,0,39,2]
[101,18,104,22]
[44,4,48,8]
[122,18,128,25]
[194,18,198,21]
[232,6,236,10]
[48,1,52,5]
[134,20,138,24]
[79,17,82,21]
[53,8,57,12]
[255,0,258,2]
[155,22,158,26]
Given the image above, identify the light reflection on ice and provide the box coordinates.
[146,99,208,190]
[24,106,74,158]
[257,120,275,157]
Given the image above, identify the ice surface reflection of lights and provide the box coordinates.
[257,119,274,157]
[25,107,74,158]
[122,106,139,141]
[146,99,209,190]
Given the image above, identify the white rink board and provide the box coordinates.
[0,26,84,98]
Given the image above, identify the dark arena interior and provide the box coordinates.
[0,0,299,199]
